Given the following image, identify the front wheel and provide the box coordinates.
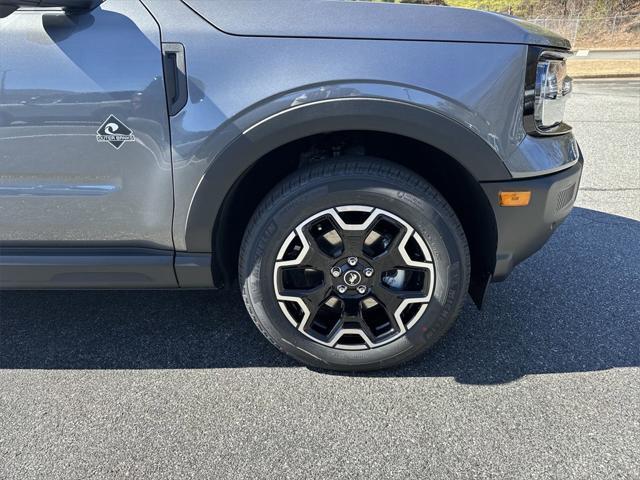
[239,158,470,371]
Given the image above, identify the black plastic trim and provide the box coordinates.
[0,5,17,16]
[185,98,511,253]
[482,155,583,281]
[162,43,188,117]
[0,247,178,289]
[174,252,215,288]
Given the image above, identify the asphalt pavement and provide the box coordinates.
[1,79,639,479]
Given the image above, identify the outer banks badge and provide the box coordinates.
[97,115,135,149]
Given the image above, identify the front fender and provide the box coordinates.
[182,91,511,252]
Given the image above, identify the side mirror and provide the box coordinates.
[0,0,102,18]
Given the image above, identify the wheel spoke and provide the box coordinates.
[370,286,428,331]
[362,219,406,261]
[299,245,334,271]
[274,205,436,350]
[325,310,376,348]
[341,232,364,256]
[303,295,344,339]
[370,286,402,313]
[373,286,428,309]
[375,242,410,271]
[279,285,330,309]
[299,224,341,269]
[353,308,382,345]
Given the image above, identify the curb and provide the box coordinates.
[572,74,640,79]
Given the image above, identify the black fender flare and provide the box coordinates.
[185,97,510,252]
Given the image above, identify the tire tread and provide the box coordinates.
[239,157,470,369]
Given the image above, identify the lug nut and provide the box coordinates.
[347,256,358,266]
[337,285,348,294]
[364,268,374,278]
[331,267,342,278]
[357,285,367,294]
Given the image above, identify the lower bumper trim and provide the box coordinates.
[481,157,584,281]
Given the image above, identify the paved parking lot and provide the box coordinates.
[1,79,639,479]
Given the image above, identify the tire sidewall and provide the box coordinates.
[242,171,467,370]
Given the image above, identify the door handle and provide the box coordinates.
[161,43,188,116]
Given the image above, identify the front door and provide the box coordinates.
[0,0,175,286]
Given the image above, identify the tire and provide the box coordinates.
[239,157,470,371]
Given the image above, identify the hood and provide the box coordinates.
[183,0,571,50]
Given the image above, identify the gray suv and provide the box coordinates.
[0,0,583,370]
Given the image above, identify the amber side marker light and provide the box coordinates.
[499,191,532,207]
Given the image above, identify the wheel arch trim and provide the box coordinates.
[184,96,510,254]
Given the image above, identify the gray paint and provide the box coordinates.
[0,0,579,285]
[143,0,577,251]
[506,131,581,177]
[183,97,511,252]
[142,0,576,251]
[183,0,571,49]
[0,0,173,248]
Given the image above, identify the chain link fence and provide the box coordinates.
[526,14,640,48]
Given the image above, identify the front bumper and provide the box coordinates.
[481,155,583,281]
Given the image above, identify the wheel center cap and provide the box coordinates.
[343,270,362,287]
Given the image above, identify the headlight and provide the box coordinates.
[535,58,572,130]
[524,48,573,136]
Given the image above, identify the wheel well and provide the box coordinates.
[213,131,497,306]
